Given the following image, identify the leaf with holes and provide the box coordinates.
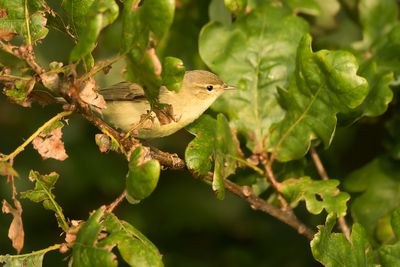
[71,207,164,267]
[20,171,67,231]
[279,176,350,217]
[0,0,49,42]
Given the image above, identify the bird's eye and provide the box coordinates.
[206,85,214,91]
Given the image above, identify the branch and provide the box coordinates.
[1,110,73,162]
[260,153,290,210]
[0,41,45,74]
[0,244,62,261]
[201,173,315,240]
[310,148,351,240]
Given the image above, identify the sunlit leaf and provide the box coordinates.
[66,0,119,66]
[340,60,393,124]
[123,0,175,100]
[199,3,309,153]
[279,176,350,217]
[268,34,368,161]
[126,147,160,204]
[311,214,375,267]
[161,57,185,92]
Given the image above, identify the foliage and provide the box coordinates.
[0,0,400,266]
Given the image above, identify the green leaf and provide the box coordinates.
[268,34,368,161]
[311,214,375,267]
[71,207,117,267]
[20,171,68,231]
[185,114,240,199]
[72,207,163,267]
[213,114,240,199]
[126,147,160,204]
[0,161,18,177]
[0,0,49,43]
[279,176,350,217]
[185,115,217,176]
[3,79,35,106]
[199,3,309,152]
[0,253,44,267]
[161,57,185,92]
[100,213,164,267]
[340,60,393,123]
[373,24,400,76]
[343,157,400,240]
[68,0,119,65]
[379,209,400,267]
[209,0,231,26]
[286,0,321,16]
[122,0,175,100]
[357,0,398,48]
[62,0,95,35]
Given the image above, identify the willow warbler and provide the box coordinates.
[99,70,234,138]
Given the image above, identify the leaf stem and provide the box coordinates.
[24,0,32,45]
[1,110,73,162]
[260,153,290,210]
[105,191,126,213]
[33,176,69,231]
[80,53,125,81]
[0,244,62,260]
[310,148,328,180]
[232,156,264,176]
[310,147,351,240]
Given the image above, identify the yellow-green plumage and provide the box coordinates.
[99,70,233,138]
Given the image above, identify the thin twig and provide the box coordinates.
[201,173,315,240]
[310,148,351,240]
[105,191,126,214]
[0,244,62,261]
[260,153,290,210]
[1,110,73,162]
[310,148,328,180]
[80,54,125,81]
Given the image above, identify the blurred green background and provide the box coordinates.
[1,0,389,266]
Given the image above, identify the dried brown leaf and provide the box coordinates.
[32,127,68,161]
[79,77,107,109]
[2,199,24,253]
[0,29,16,41]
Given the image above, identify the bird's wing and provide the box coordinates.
[98,82,147,101]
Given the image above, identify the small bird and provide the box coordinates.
[99,70,234,138]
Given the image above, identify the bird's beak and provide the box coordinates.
[223,84,236,90]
